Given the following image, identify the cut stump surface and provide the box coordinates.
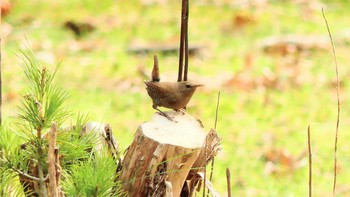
[120,110,207,196]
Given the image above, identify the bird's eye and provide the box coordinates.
[185,84,191,88]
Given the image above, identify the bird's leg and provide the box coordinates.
[153,105,174,121]
[174,108,186,115]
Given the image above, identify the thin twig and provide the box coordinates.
[44,174,49,181]
[183,0,189,81]
[12,167,49,182]
[226,167,231,197]
[322,8,341,197]
[202,141,207,197]
[307,125,312,197]
[207,92,221,196]
[177,0,186,82]
[13,168,41,182]
[214,91,221,130]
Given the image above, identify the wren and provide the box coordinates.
[145,80,202,109]
[145,55,202,120]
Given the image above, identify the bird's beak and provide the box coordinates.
[193,84,204,87]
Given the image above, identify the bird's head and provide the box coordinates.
[178,81,203,95]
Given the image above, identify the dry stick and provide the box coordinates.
[177,0,187,82]
[322,8,341,197]
[207,91,221,197]
[202,141,207,197]
[214,91,221,130]
[183,0,189,81]
[48,122,58,197]
[12,168,49,182]
[54,149,62,196]
[226,168,231,197]
[307,125,312,197]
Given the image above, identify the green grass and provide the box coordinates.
[3,0,350,195]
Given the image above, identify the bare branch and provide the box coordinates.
[183,0,189,81]
[322,8,341,197]
[177,0,186,82]
[207,91,221,196]
[12,168,41,182]
[202,141,207,197]
[226,167,231,197]
[214,91,221,130]
[178,0,190,82]
[308,125,312,197]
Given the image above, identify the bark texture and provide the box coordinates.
[120,111,215,196]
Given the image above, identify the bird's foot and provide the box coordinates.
[174,109,186,115]
[156,111,176,122]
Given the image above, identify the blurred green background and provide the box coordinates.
[2,0,350,196]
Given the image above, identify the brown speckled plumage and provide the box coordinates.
[145,56,202,120]
[145,81,202,111]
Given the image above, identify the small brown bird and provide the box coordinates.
[145,55,202,120]
[145,81,202,119]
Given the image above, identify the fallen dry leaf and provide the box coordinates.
[262,148,307,175]
[1,0,11,17]
[233,12,256,29]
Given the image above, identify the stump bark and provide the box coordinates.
[120,111,207,196]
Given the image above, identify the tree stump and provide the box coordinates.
[120,111,207,196]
